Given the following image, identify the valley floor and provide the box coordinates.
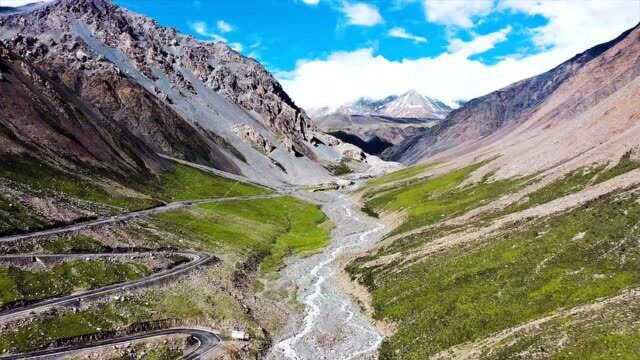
[3,150,640,360]
[269,189,388,360]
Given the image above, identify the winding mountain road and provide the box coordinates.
[0,328,220,360]
[0,193,282,245]
[0,192,282,359]
[0,251,213,323]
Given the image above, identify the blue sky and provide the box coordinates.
[116,0,544,69]
[113,0,549,69]
[109,0,639,108]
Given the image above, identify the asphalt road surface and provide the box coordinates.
[0,193,280,359]
[0,328,221,360]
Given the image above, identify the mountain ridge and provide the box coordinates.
[0,0,376,186]
[386,23,640,164]
[310,91,450,156]
[313,90,451,120]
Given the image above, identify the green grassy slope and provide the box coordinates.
[154,195,331,272]
[349,152,640,359]
[486,293,640,359]
[363,162,529,236]
[0,260,151,310]
[503,155,639,215]
[41,235,110,253]
[0,156,161,212]
[0,196,331,353]
[151,164,268,202]
[0,194,48,236]
[364,163,437,190]
[0,299,154,352]
[0,156,268,236]
[351,192,640,359]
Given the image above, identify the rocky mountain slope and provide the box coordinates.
[313,90,451,119]
[0,42,168,181]
[0,0,377,186]
[311,91,449,155]
[386,24,640,165]
[348,23,640,360]
[390,23,640,181]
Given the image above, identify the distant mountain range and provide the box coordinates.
[384,23,640,167]
[311,90,452,120]
[309,91,451,156]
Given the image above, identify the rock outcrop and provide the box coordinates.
[0,0,330,185]
[311,91,448,157]
[233,125,276,154]
[388,24,640,164]
[0,42,167,180]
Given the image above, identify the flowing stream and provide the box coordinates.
[270,190,388,359]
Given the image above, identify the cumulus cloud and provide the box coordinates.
[447,26,510,56]
[229,42,243,52]
[280,47,562,110]
[281,0,639,110]
[279,28,534,109]
[341,2,384,26]
[500,0,640,53]
[190,21,223,40]
[423,0,494,28]
[216,20,234,33]
[388,27,427,43]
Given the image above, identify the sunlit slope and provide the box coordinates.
[350,153,640,359]
[0,155,267,236]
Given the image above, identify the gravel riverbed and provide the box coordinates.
[268,189,388,360]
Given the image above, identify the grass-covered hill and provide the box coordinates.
[349,153,640,359]
[0,153,331,358]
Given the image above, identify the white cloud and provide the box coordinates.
[229,42,243,52]
[216,20,234,33]
[388,27,427,43]
[423,0,494,28]
[189,21,225,41]
[280,28,534,109]
[500,0,640,53]
[301,0,320,5]
[281,0,639,110]
[280,47,564,110]
[447,26,510,56]
[341,2,384,26]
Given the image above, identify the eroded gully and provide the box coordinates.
[270,189,388,360]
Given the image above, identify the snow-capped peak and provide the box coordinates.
[314,90,451,119]
[377,90,451,119]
